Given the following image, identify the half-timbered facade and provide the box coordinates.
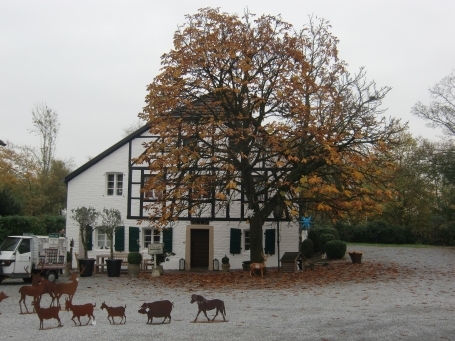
[64,125,300,270]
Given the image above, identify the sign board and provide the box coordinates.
[48,233,60,248]
[148,243,163,255]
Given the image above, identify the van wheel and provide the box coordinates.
[0,276,4,284]
[46,271,58,283]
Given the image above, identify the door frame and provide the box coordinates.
[185,225,214,270]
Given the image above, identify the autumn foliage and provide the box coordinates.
[137,8,404,262]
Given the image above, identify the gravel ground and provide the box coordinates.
[0,245,454,341]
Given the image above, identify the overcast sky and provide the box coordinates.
[1,1,454,169]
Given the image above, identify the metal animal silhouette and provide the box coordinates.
[190,294,226,322]
[138,300,173,324]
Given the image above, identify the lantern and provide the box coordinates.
[213,258,220,271]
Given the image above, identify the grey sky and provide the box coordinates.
[1,0,454,168]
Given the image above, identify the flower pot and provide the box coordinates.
[242,261,251,271]
[349,252,362,264]
[221,263,230,272]
[128,263,141,278]
[78,258,96,277]
[106,259,123,277]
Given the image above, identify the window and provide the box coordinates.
[18,239,30,254]
[252,175,265,201]
[244,230,250,251]
[97,230,111,249]
[143,228,160,249]
[143,175,163,200]
[107,173,123,196]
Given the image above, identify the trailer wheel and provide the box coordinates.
[46,271,58,283]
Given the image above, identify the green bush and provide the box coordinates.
[300,238,314,258]
[127,252,143,265]
[0,215,65,242]
[319,233,336,253]
[308,227,340,252]
[325,240,347,259]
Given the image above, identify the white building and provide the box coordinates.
[64,125,300,270]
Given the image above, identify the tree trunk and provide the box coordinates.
[249,215,264,263]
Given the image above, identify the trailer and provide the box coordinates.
[0,234,68,283]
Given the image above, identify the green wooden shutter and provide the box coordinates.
[87,226,93,251]
[163,228,173,253]
[230,228,241,254]
[115,226,125,251]
[264,229,275,255]
[128,226,140,252]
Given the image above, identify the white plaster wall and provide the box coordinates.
[66,137,301,270]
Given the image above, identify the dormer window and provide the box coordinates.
[107,173,123,196]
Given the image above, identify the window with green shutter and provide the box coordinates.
[230,228,241,254]
[264,229,275,255]
[115,226,125,251]
[163,228,173,253]
[128,226,140,252]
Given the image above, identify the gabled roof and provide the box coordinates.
[64,124,150,184]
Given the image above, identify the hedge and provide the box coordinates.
[0,215,65,242]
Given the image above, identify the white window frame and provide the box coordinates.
[106,173,123,196]
[96,229,111,249]
[142,228,161,249]
[244,229,250,251]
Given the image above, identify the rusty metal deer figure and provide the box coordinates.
[249,252,269,277]
[19,267,45,314]
[190,294,226,322]
[53,269,81,308]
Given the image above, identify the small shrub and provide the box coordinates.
[325,240,347,259]
[319,233,336,253]
[127,252,143,265]
[222,255,230,264]
[300,238,314,258]
[308,227,340,252]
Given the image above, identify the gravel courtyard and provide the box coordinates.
[0,245,454,341]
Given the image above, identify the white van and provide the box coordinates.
[0,234,68,283]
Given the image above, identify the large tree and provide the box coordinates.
[138,9,403,262]
[412,71,455,136]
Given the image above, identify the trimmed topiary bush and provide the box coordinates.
[127,252,143,265]
[300,238,314,258]
[325,240,347,259]
[319,233,336,253]
[308,227,340,252]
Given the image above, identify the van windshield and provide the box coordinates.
[0,237,21,252]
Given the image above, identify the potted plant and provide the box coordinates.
[221,255,230,272]
[71,206,99,277]
[99,208,123,277]
[348,250,363,264]
[127,252,143,278]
